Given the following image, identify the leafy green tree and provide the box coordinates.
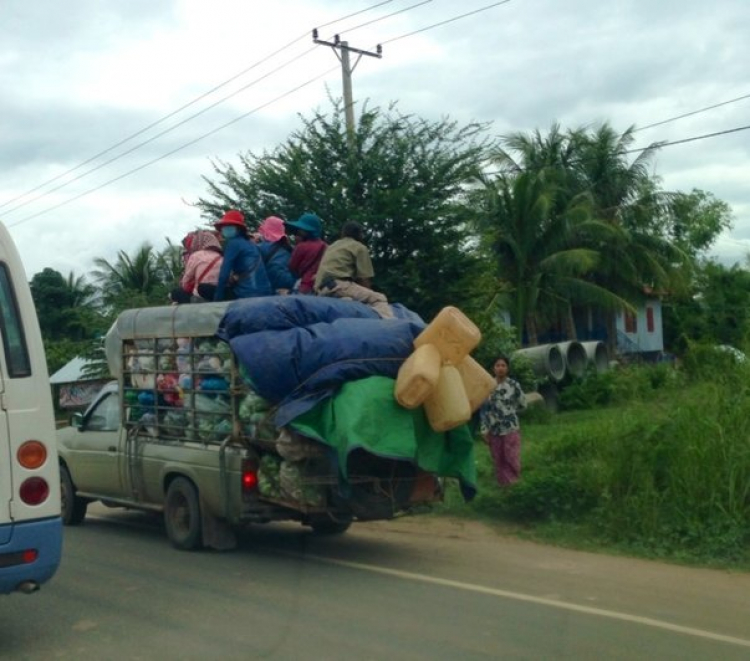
[30,268,98,341]
[194,101,489,319]
[667,188,733,258]
[664,260,750,352]
[30,268,105,374]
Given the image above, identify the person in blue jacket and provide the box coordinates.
[213,209,273,301]
[255,216,295,294]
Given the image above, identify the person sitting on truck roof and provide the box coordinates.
[170,229,223,304]
[314,220,394,319]
[213,210,273,301]
[254,216,296,295]
[285,213,328,295]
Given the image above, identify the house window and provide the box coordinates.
[625,311,637,334]
[646,307,654,333]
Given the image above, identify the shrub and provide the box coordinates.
[558,363,682,411]
[460,376,750,565]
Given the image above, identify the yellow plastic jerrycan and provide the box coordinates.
[456,355,496,413]
[414,306,481,366]
[424,364,472,432]
[394,343,442,409]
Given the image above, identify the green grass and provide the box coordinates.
[436,362,750,570]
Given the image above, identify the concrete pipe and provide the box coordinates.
[514,344,566,382]
[538,382,559,413]
[556,341,588,378]
[581,341,609,373]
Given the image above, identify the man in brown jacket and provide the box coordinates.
[314,221,394,319]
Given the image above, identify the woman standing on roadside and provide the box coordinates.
[479,354,526,487]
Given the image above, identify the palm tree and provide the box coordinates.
[91,243,168,313]
[477,170,629,345]
[575,125,690,351]
[489,122,690,351]
[157,238,184,288]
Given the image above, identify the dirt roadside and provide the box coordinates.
[320,514,750,641]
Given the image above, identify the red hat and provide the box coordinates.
[215,209,246,228]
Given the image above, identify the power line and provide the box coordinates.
[484,123,750,178]
[633,92,750,133]
[381,0,511,44]
[626,124,750,154]
[7,0,516,227]
[1,0,435,219]
[342,0,433,35]
[1,44,322,217]
[8,65,341,229]
[0,0,397,213]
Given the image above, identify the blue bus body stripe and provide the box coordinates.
[0,517,62,594]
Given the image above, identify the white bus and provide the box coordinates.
[0,222,61,594]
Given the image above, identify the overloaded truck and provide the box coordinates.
[56,296,478,550]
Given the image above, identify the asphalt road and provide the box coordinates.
[1,505,749,660]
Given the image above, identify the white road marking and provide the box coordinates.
[88,512,750,649]
[302,553,750,650]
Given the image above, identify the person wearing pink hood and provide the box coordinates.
[170,229,223,303]
[255,215,295,294]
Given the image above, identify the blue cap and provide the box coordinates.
[285,212,323,238]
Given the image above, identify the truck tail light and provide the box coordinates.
[17,440,47,469]
[19,477,49,505]
[241,461,258,493]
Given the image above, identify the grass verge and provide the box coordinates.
[435,366,750,571]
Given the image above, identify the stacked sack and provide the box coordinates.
[394,306,496,431]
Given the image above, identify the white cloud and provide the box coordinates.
[1,0,750,277]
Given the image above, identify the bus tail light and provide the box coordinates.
[19,477,49,505]
[0,549,38,568]
[17,440,47,469]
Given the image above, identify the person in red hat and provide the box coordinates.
[213,209,273,301]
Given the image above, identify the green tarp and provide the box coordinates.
[289,376,477,499]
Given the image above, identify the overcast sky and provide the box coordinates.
[2,0,749,280]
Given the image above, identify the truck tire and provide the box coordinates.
[309,515,352,535]
[164,477,202,551]
[60,464,88,525]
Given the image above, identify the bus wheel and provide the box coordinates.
[164,477,202,550]
[60,465,88,525]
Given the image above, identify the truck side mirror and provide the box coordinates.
[71,412,84,429]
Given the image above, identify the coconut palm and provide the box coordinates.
[574,125,691,350]
[478,169,630,344]
[91,243,169,313]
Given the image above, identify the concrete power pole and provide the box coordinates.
[313,30,382,151]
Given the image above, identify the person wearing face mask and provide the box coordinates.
[213,209,273,301]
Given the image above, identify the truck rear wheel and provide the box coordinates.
[309,515,352,535]
[60,464,88,525]
[164,477,202,550]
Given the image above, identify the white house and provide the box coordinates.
[49,356,108,410]
[615,297,663,354]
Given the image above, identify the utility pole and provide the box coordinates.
[313,30,382,152]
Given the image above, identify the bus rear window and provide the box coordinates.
[0,263,31,377]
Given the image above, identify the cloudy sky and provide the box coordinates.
[2,0,749,280]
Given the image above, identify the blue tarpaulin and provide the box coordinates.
[217,296,425,425]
